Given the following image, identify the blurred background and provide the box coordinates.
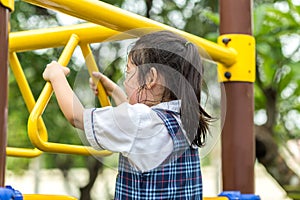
[6,0,300,199]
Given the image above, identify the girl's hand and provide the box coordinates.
[43,61,70,82]
[90,72,128,105]
[89,72,118,97]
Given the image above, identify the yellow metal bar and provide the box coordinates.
[9,23,133,53]
[23,194,77,200]
[9,53,37,111]
[9,53,48,143]
[28,34,111,156]
[80,44,111,107]
[6,52,48,157]
[0,0,14,11]
[217,34,255,82]
[22,0,237,66]
[6,147,41,158]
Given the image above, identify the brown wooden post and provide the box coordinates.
[0,2,10,187]
[219,0,255,193]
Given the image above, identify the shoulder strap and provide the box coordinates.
[152,108,180,136]
[152,108,190,160]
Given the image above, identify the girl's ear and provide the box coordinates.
[146,67,158,89]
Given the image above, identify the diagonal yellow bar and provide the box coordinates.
[22,0,237,66]
[80,44,111,107]
[28,34,111,156]
[7,52,47,157]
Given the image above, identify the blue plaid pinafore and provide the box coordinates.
[114,109,202,200]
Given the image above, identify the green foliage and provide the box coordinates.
[254,0,300,139]
[6,157,30,175]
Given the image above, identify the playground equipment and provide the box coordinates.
[0,0,256,198]
[27,33,111,155]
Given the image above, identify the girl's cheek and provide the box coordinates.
[124,82,136,104]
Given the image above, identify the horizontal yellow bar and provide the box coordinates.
[9,23,133,52]
[23,194,77,200]
[22,0,237,66]
[6,147,41,158]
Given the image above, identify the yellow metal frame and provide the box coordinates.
[23,0,237,67]
[217,34,256,82]
[27,34,111,156]
[9,23,130,53]
[8,23,122,157]
[6,147,41,158]
[6,0,255,158]
[0,0,14,11]
[80,44,111,107]
[23,194,77,200]
[7,52,47,157]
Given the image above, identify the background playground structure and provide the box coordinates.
[8,1,300,199]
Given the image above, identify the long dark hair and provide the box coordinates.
[128,30,211,147]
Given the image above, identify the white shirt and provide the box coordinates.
[83,100,182,172]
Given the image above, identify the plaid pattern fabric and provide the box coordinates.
[114,109,202,200]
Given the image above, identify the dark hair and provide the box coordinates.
[128,30,211,147]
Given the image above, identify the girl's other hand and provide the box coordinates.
[90,72,128,105]
[43,61,70,82]
[90,72,118,97]
[89,75,98,96]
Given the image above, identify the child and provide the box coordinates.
[43,30,211,200]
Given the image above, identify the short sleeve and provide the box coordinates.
[83,103,139,154]
[83,102,174,171]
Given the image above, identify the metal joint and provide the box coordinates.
[217,34,255,82]
[0,0,14,11]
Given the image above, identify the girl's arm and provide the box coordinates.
[43,61,84,130]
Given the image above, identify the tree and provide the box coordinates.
[186,0,300,197]
[254,0,300,197]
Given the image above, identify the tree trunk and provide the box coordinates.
[145,0,153,18]
[255,125,300,188]
[79,157,104,200]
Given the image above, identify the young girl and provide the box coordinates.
[43,30,211,200]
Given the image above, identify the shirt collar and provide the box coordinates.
[151,100,181,113]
